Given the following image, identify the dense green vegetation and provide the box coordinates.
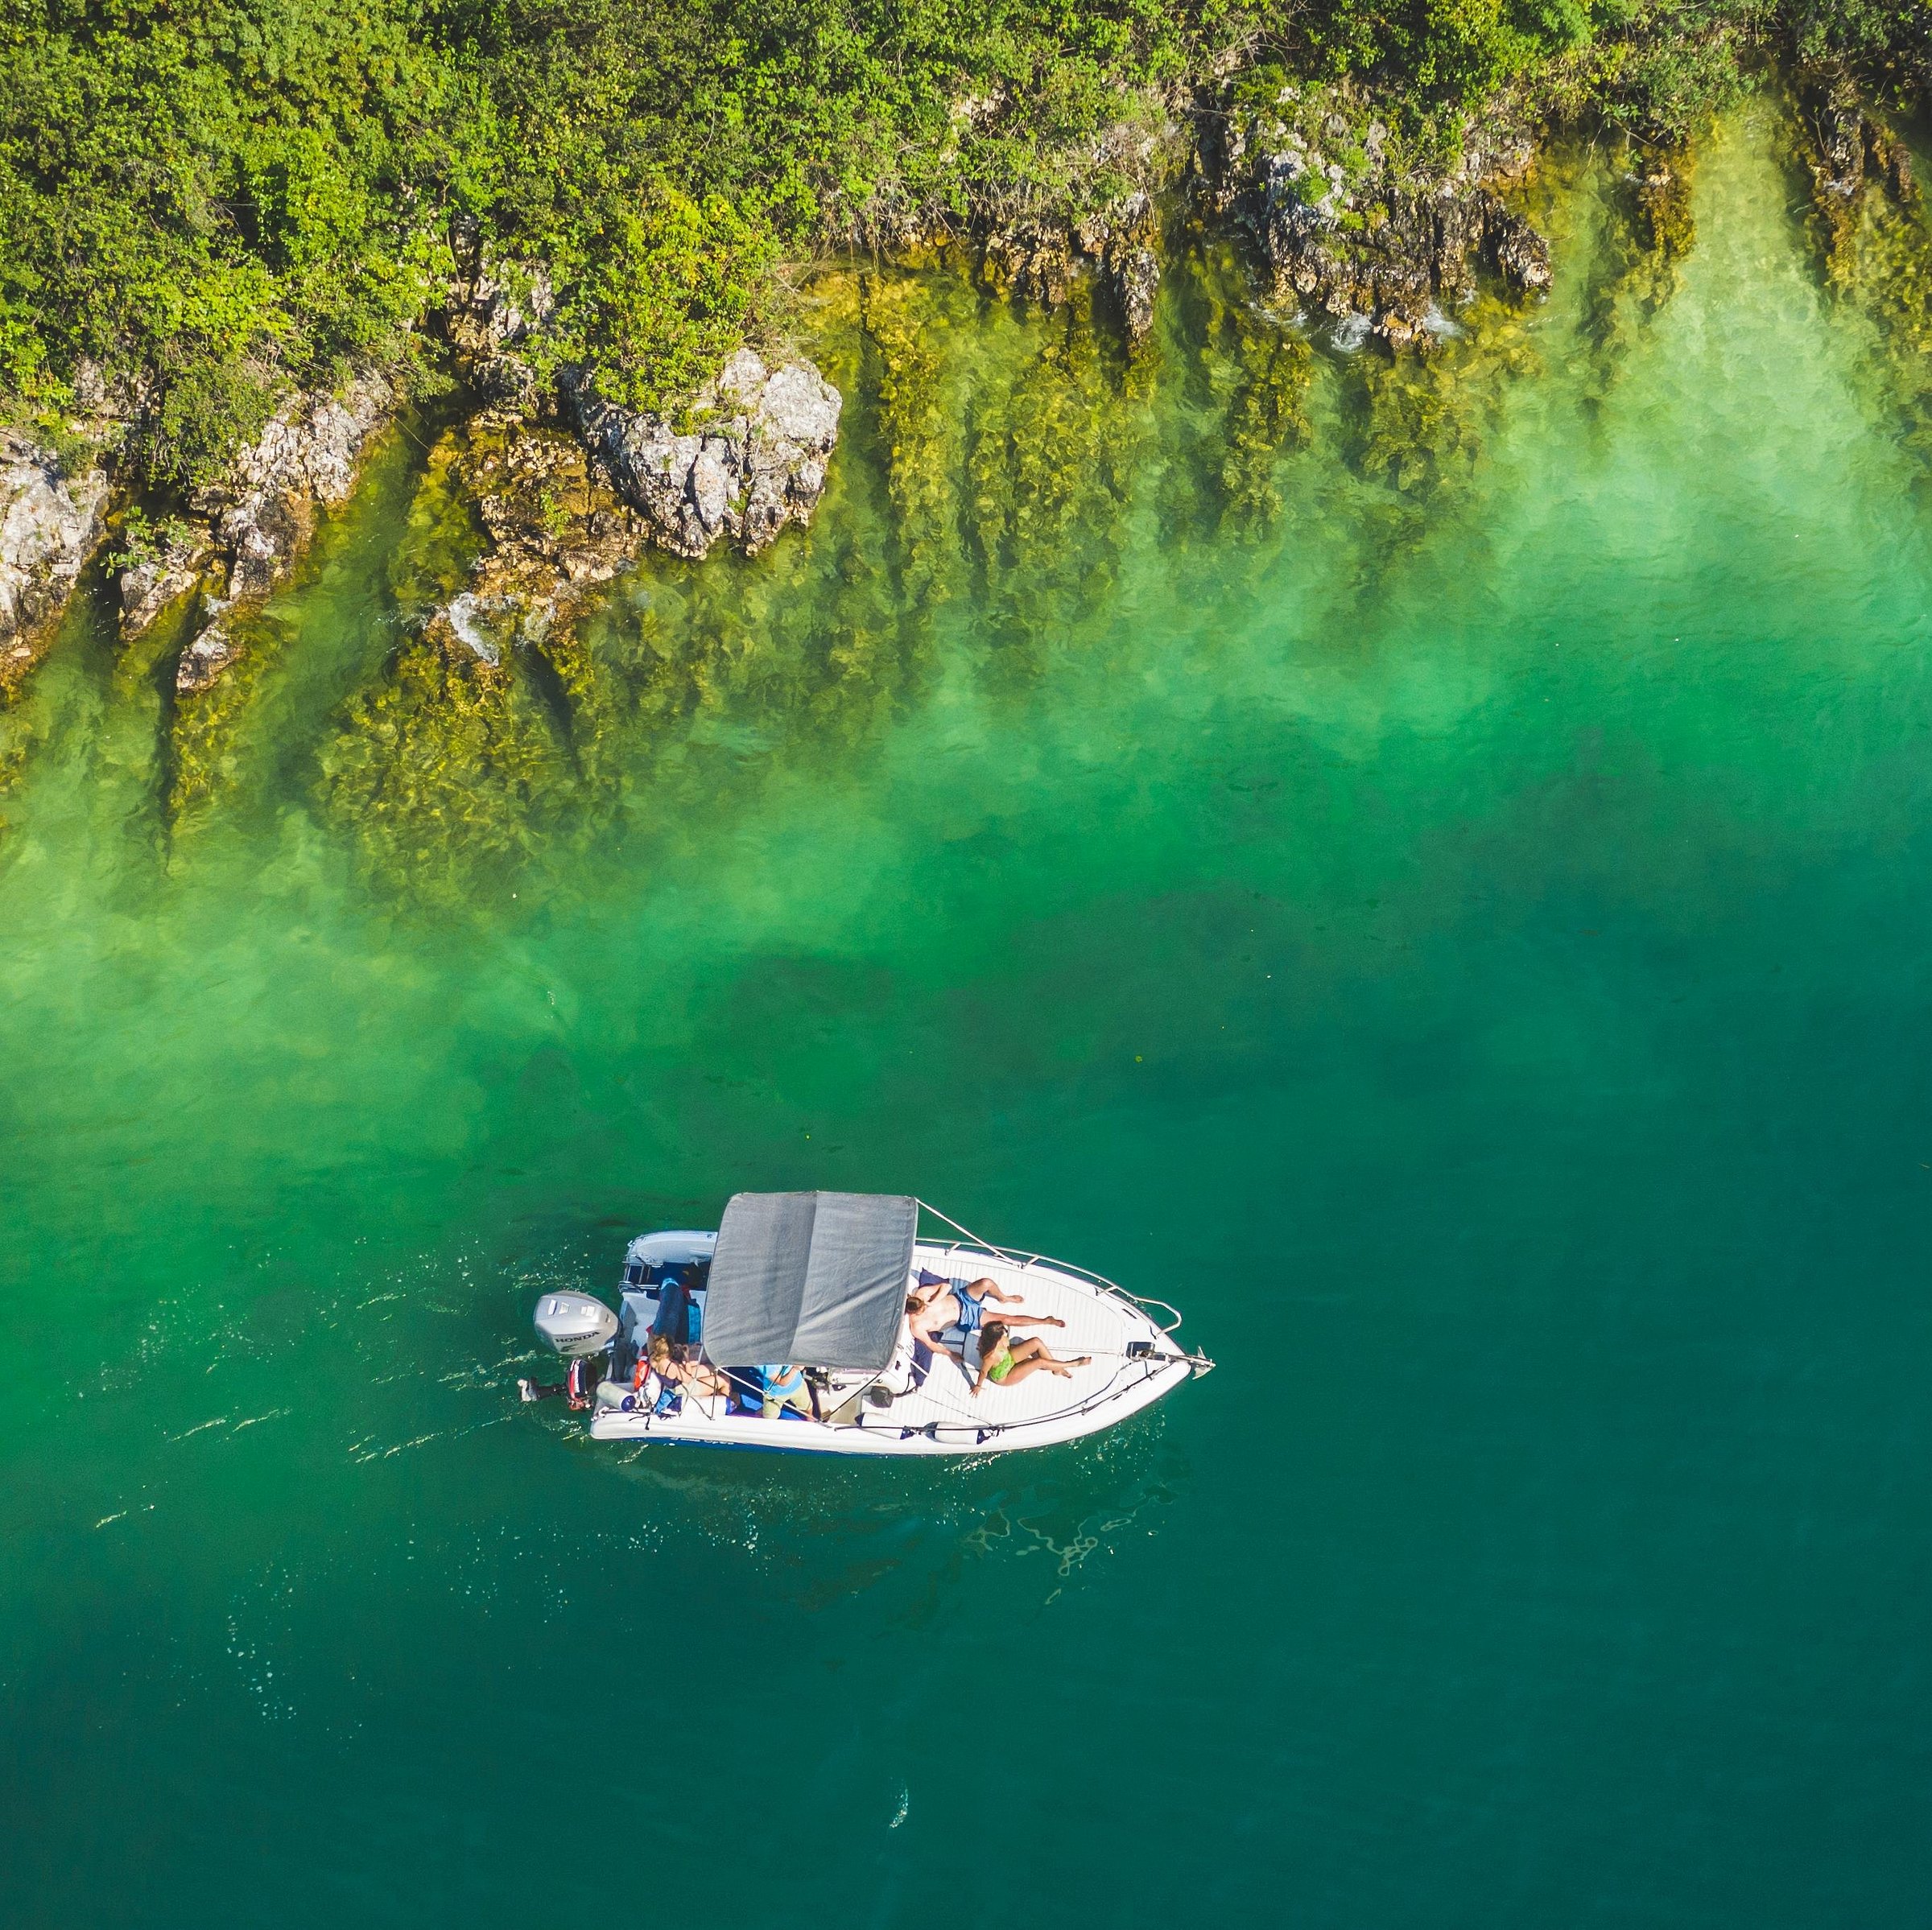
[2,0,1929,487]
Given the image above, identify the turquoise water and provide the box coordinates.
[3,112,1930,1924]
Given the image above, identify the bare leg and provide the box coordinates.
[993,1313,1064,1332]
[995,1352,1090,1387]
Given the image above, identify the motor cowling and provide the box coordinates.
[534,1291,619,1358]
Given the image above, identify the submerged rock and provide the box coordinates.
[569,348,841,561]
[1800,70,1918,262]
[419,411,650,652]
[1,436,109,697]
[1633,156,1696,262]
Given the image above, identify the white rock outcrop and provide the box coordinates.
[1,437,109,691]
[174,620,236,696]
[118,524,213,637]
[191,372,394,604]
[171,372,394,693]
[571,349,841,561]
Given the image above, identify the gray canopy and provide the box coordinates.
[700,1191,918,1372]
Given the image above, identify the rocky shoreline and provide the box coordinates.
[167,373,398,693]
[410,346,842,670]
[0,435,108,699]
[1798,68,1920,260]
[1212,82,1553,350]
[0,64,1921,720]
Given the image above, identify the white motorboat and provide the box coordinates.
[528,1192,1213,1456]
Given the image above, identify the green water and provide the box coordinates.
[4,110,1930,1924]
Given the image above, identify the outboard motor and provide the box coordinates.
[534,1291,619,1358]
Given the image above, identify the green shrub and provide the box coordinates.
[2,0,1925,493]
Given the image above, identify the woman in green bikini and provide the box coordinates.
[969,1320,1090,1397]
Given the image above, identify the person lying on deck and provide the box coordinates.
[647,1334,729,1406]
[758,1362,816,1421]
[969,1322,1090,1397]
[905,1275,1062,1352]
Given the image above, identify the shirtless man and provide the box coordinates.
[905,1274,1063,1355]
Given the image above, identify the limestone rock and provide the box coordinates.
[192,373,394,603]
[445,221,554,409]
[175,621,235,695]
[422,413,651,654]
[0,437,109,696]
[984,192,1162,346]
[1483,198,1553,295]
[1801,71,1919,258]
[1233,85,1551,351]
[1109,245,1162,343]
[570,349,842,562]
[982,223,1078,307]
[119,523,213,638]
[174,370,394,691]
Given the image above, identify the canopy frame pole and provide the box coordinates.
[914,1199,1195,1342]
[913,1198,1032,1270]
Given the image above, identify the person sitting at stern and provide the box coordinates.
[647,1334,729,1408]
[759,1362,816,1421]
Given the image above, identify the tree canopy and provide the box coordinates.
[2,0,1926,485]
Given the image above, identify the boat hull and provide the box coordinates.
[588,1241,1199,1456]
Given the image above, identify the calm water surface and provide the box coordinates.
[2,111,1929,1926]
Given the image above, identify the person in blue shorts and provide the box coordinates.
[905,1275,1063,1355]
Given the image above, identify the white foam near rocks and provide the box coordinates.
[444,592,503,664]
[1331,312,1373,353]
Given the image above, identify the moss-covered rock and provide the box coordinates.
[1220,76,1554,353]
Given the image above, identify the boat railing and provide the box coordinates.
[877,1335,1212,1444]
[914,1198,1187,1334]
